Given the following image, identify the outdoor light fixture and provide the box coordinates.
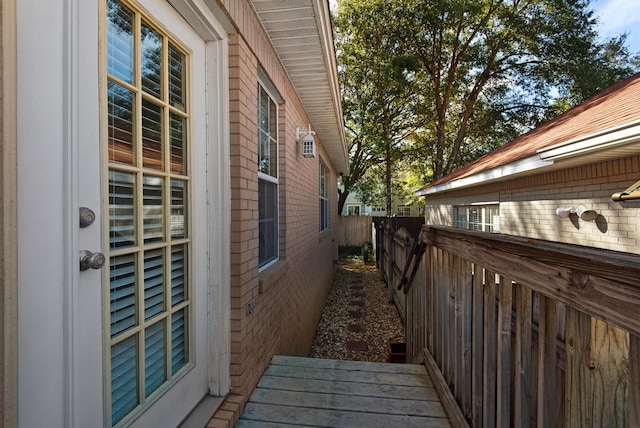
[555,207,573,219]
[555,205,598,221]
[575,205,598,221]
[296,125,316,158]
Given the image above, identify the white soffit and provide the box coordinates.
[251,0,349,174]
[537,119,640,164]
[416,156,552,196]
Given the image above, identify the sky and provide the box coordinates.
[329,0,640,54]
[591,0,640,53]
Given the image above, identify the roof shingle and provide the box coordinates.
[422,73,640,190]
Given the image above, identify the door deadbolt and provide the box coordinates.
[79,207,96,228]
[79,250,106,271]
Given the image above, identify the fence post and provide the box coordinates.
[387,220,395,303]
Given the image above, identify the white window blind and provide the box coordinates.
[105,0,192,424]
[454,204,499,232]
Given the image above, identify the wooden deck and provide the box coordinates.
[236,355,451,427]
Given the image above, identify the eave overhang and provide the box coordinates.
[416,120,640,197]
[251,0,349,175]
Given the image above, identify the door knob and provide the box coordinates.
[79,250,106,271]
[79,207,96,228]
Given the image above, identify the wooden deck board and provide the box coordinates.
[237,356,451,427]
[248,389,447,417]
[257,375,441,401]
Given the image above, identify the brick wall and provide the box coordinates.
[424,155,640,254]
[209,24,340,428]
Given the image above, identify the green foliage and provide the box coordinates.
[361,243,372,263]
[334,0,639,202]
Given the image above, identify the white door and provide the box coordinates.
[18,0,228,426]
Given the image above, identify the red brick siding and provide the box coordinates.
[209,18,340,426]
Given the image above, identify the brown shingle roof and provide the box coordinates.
[421,72,640,190]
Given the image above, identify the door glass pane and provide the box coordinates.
[168,43,185,111]
[144,321,166,397]
[170,179,186,239]
[105,1,192,424]
[171,245,186,306]
[108,82,134,165]
[107,0,133,84]
[111,336,138,424]
[142,99,163,169]
[169,113,185,174]
[109,170,135,249]
[110,254,137,336]
[144,249,165,319]
[171,309,188,374]
[143,175,164,243]
[141,21,162,98]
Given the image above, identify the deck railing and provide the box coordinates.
[392,225,640,427]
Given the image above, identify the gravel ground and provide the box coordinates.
[308,254,405,362]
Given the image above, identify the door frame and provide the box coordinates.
[15,0,230,425]
[1,0,18,425]
[97,0,232,423]
[164,0,232,399]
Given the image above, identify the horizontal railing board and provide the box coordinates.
[395,225,639,427]
[422,226,640,337]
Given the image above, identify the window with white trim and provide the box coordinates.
[347,205,361,216]
[397,205,411,217]
[105,0,191,424]
[454,204,499,232]
[258,83,278,268]
[319,161,329,231]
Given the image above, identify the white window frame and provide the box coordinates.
[257,82,279,270]
[103,1,197,424]
[347,205,361,216]
[397,205,411,217]
[319,160,329,231]
[454,203,500,232]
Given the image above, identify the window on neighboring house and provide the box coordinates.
[372,206,385,214]
[454,204,499,232]
[258,83,278,268]
[397,205,411,217]
[348,205,361,216]
[319,161,328,231]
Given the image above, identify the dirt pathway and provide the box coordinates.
[308,254,405,362]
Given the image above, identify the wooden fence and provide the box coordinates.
[376,218,425,323]
[338,216,373,247]
[386,225,640,427]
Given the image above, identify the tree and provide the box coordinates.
[334,0,639,201]
[393,0,639,179]
[335,0,414,214]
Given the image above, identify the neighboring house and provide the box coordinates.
[1,1,348,427]
[417,73,640,255]
[341,189,422,217]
